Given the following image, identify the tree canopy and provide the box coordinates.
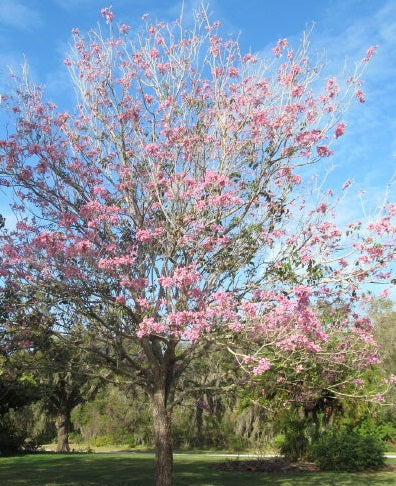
[0,7,394,486]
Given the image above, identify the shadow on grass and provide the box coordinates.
[0,453,154,485]
[0,454,395,486]
[173,458,396,486]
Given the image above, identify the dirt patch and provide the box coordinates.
[212,458,319,473]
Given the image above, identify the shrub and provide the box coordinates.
[0,416,41,456]
[309,430,385,471]
[88,435,114,447]
[279,419,311,461]
[353,418,396,444]
[0,418,26,456]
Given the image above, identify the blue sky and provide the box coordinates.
[0,1,394,255]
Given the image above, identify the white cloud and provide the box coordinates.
[0,0,42,30]
[296,0,396,220]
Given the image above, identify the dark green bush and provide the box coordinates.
[353,418,396,444]
[0,417,40,456]
[0,418,26,456]
[309,430,385,471]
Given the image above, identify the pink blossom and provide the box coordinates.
[211,67,225,77]
[293,285,312,304]
[120,277,148,289]
[157,63,170,75]
[150,48,160,59]
[362,45,378,62]
[353,379,365,386]
[194,200,207,211]
[291,84,303,97]
[145,143,160,156]
[119,24,130,34]
[355,89,366,103]
[143,94,154,104]
[295,129,323,147]
[136,227,164,242]
[92,186,109,198]
[59,213,77,227]
[334,122,346,138]
[342,179,352,190]
[210,46,220,57]
[243,53,257,63]
[228,67,239,78]
[316,221,341,238]
[136,298,151,309]
[204,170,230,187]
[252,358,271,375]
[272,38,288,57]
[100,7,114,24]
[325,78,339,98]
[316,145,333,157]
[316,202,328,213]
[74,239,93,254]
[373,394,385,403]
[137,317,166,338]
[98,255,135,270]
[158,264,200,289]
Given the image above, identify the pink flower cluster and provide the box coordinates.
[272,38,288,57]
[334,122,346,138]
[362,45,378,62]
[136,227,165,242]
[100,7,114,24]
[252,358,271,375]
[158,264,201,289]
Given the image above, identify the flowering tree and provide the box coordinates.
[0,7,394,485]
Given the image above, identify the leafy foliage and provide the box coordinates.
[309,430,385,471]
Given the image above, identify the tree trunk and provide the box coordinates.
[195,403,204,447]
[55,407,71,453]
[151,387,173,486]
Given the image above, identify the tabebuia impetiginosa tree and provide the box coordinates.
[0,6,394,485]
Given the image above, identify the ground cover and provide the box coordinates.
[0,453,395,485]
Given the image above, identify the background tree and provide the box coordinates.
[30,331,104,452]
[371,299,396,383]
[0,7,394,485]
[0,286,42,455]
[1,282,105,452]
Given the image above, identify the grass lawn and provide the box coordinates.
[0,453,395,486]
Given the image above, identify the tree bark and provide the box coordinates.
[55,407,71,453]
[195,403,204,447]
[151,386,173,486]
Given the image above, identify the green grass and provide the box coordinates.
[0,453,395,486]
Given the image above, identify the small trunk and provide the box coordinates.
[195,404,204,447]
[151,388,173,486]
[55,408,71,453]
